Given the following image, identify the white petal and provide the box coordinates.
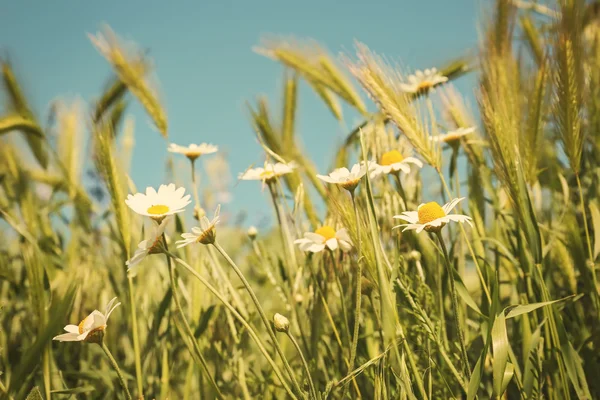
[336,228,352,244]
[442,197,465,214]
[304,232,326,244]
[53,332,83,342]
[325,238,338,251]
[63,324,80,334]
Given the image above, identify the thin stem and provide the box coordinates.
[213,242,304,397]
[190,158,202,209]
[126,276,144,397]
[163,235,224,399]
[436,231,471,379]
[576,174,600,311]
[437,168,492,304]
[101,341,133,400]
[392,172,408,209]
[348,193,363,377]
[169,253,298,400]
[287,332,318,400]
[267,181,298,283]
[163,241,223,399]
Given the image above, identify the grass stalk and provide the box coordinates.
[100,341,133,400]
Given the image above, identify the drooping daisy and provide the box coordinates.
[393,197,472,233]
[431,127,476,146]
[125,183,191,221]
[239,162,296,184]
[316,163,366,192]
[168,143,218,161]
[53,297,121,343]
[399,68,448,93]
[176,205,221,247]
[294,226,353,253]
[126,218,170,269]
[369,150,423,178]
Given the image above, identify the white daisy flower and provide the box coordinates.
[176,205,221,247]
[431,127,476,145]
[369,150,423,178]
[53,297,121,343]
[168,142,218,161]
[316,163,366,192]
[125,183,191,221]
[294,226,353,253]
[399,68,448,93]
[239,162,296,184]
[126,218,170,270]
[393,197,473,233]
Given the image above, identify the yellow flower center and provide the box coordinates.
[259,170,275,179]
[442,133,463,144]
[417,80,433,91]
[315,226,336,241]
[78,318,87,334]
[380,150,404,166]
[147,205,169,215]
[418,202,446,224]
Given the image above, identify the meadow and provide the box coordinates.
[1,0,600,399]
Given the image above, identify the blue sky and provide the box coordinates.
[1,1,480,227]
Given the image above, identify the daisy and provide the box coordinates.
[239,162,296,184]
[393,197,473,233]
[126,218,170,269]
[294,226,353,253]
[399,68,448,93]
[53,297,121,343]
[125,183,191,221]
[168,142,218,161]
[431,127,476,145]
[369,150,423,178]
[176,205,221,247]
[316,163,366,192]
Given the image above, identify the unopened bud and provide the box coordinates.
[273,313,290,333]
[194,206,206,221]
[247,226,258,240]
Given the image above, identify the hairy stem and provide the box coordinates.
[169,253,298,399]
[101,341,133,400]
[436,231,471,380]
[213,241,304,396]
[162,235,223,399]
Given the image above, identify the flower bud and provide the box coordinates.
[247,226,258,240]
[273,313,290,333]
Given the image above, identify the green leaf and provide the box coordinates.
[491,312,510,396]
[10,284,77,397]
[467,351,486,400]
[25,386,44,400]
[589,201,600,260]
[451,267,483,316]
[523,321,544,398]
[50,386,96,395]
[504,296,572,319]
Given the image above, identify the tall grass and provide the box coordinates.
[1,1,600,398]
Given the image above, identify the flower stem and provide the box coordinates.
[126,276,144,397]
[169,253,297,399]
[286,331,318,400]
[392,172,407,209]
[100,341,133,400]
[190,159,202,210]
[213,241,304,397]
[267,181,298,279]
[575,174,600,312]
[348,193,363,378]
[435,231,471,379]
[163,235,224,399]
[436,168,492,304]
